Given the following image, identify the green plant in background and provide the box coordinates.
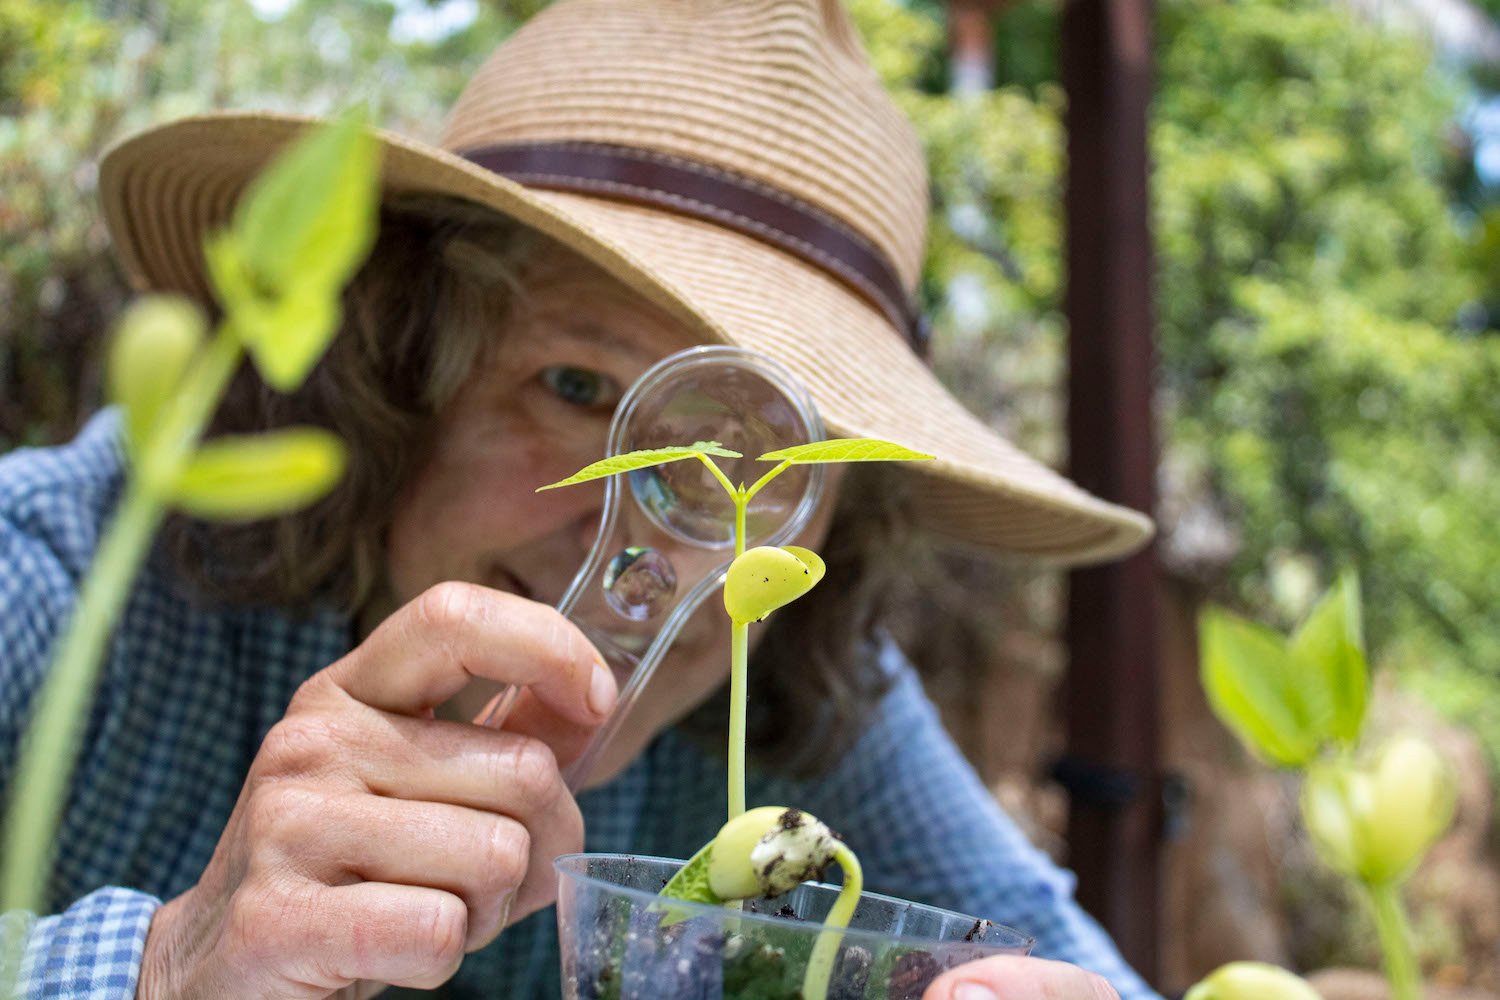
[540,437,932,1000]
[1151,0,1500,778]
[1192,573,1457,1000]
[863,0,1500,784]
[0,110,381,994]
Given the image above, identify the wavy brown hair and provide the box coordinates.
[164,195,918,776]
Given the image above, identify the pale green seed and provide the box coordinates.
[723,546,824,624]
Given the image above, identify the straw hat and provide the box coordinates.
[98,0,1152,565]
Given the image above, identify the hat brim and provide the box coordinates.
[100,111,1153,565]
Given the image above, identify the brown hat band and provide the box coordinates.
[459,141,929,357]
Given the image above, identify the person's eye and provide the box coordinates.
[539,365,623,410]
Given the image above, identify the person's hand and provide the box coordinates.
[922,955,1122,1000]
[136,582,616,1000]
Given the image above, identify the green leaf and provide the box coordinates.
[1199,608,1326,768]
[757,438,935,464]
[170,427,347,522]
[655,840,721,926]
[106,295,206,455]
[659,840,721,906]
[233,106,380,298]
[207,233,340,392]
[208,107,380,392]
[536,442,741,492]
[1289,572,1369,748]
[724,546,825,624]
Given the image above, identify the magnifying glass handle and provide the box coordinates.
[465,631,640,793]
[467,560,725,793]
[474,681,521,730]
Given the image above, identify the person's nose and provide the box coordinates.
[521,432,607,522]
[573,491,605,553]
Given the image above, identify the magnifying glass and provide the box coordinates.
[474,345,825,789]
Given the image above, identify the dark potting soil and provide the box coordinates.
[572,902,946,1000]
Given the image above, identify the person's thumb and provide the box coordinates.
[921,954,1120,1000]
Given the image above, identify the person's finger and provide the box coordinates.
[274,790,545,950]
[243,881,469,992]
[344,721,588,921]
[331,708,588,811]
[372,721,586,920]
[921,955,1121,1000]
[322,581,616,725]
[494,686,598,769]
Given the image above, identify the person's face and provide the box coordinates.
[381,244,835,786]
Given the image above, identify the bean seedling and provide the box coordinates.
[540,436,933,1000]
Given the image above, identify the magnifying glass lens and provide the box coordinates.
[624,361,814,547]
[602,546,677,622]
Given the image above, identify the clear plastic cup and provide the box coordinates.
[555,853,1034,1000]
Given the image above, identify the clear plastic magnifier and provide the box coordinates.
[475,346,825,789]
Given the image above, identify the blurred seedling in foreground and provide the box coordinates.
[1,110,382,995]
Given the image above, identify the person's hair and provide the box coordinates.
[163,195,532,611]
[164,194,919,777]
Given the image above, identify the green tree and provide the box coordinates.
[856,0,1500,776]
[1154,0,1500,761]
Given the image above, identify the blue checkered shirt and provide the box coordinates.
[1,411,1161,999]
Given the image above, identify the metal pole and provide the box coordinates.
[1059,0,1163,980]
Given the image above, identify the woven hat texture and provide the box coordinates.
[99,0,1154,564]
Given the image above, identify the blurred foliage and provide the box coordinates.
[0,0,516,448]
[2,0,1498,781]
[864,0,1500,783]
[1473,0,1500,29]
[1153,0,1500,777]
